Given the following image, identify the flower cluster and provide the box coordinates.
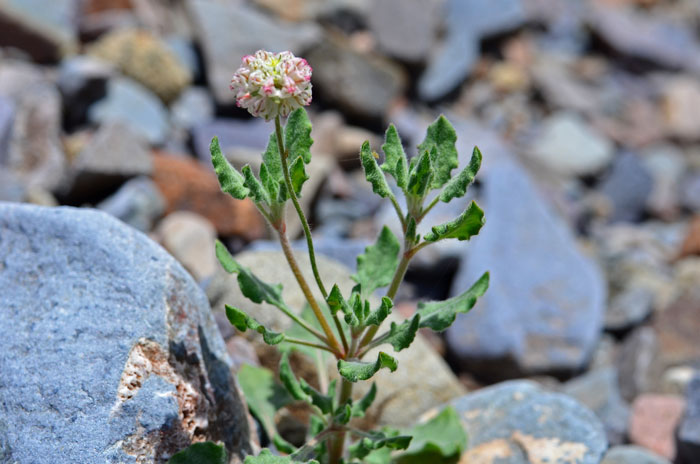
[230,50,313,120]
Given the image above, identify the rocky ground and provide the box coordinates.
[1,0,700,463]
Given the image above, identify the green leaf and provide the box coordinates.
[351,294,370,326]
[406,149,433,198]
[338,352,398,382]
[210,136,249,200]
[245,449,319,464]
[417,115,459,189]
[327,284,359,327]
[423,201,485,242]
[440,146,482,203]
[396,407,466,464]
[334,403,353,425]
[242,164,270,204]
[279,352,311,402]
[361,141,392,198]
[237,365,292,440]
[289,155,309,196]
[349,429,412,461]
[215,241,290,311]
[381,124,408,189]
[168,442,227,464]
[259,162,280,203]
[300,378,335,414]
[417,272,489,332]
[383,315,420,352]
[353,226,400,296]
[226,305,284,345]
[273,435,297,454]
[365,297,393,326]
[262,134,283,181]
[285,108,313,164]
[352,383,377,418]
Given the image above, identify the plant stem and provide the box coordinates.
[419,195,440,221]
[278,228,343,356]
[284,337,336,353]
[275,115,329,300]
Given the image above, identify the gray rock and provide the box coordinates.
[57,55,112,128]
[677,376,700,464]
[605,283,654,332]
[97,176,165,232]
[4,84,67,192]
[642,144,685,220]
[563,368,630,445]
[0,95,14,164]
[155,211,218,282]
[588,4,700,74]
[446,158,606,379]
[599,151,653,223]
[171,87,214,131]
[307,37,406,119]
[616,327,659,402]
[0,0,78,62]
[165,36,201,81]
[192,118,272,164]
[187,0,321,105]
[64,122,153,203]
[368,0,440,62]
[602,445,670,464]
[681,173,700,213]
[88,77,170,145]
[528,112,614,176]
[0,170,24,202]
[453,380,607,463]
[419,0,527,100]
[0,203,252,463]
[0,59,47,97]
[209,250,465,428]
[246,237,371,272]
[661,76,700,141]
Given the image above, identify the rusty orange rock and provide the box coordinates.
[151,152,266,241]
[679,215,700,259]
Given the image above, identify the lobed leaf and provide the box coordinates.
[279,352,311,402]
[285,108,313,164]
[383,315,420,352]
[242,165,270,204]
[338,351,398,382]
[440,146,482,203]
[210,136,249,200]
[226,305,284,345]
[327,284,359,327]
[396,407,466,464]
[289,155,309,196]
[380,124,408,189]
[168,442,227,464]
[423,201,485,242]
[259,162,280,203]
[349,429,412,461]
[352,383,377,418]
[245,449,319,464]
[215,241,289,311]
[417,115,459,189]
[360,141,392,198]
[353,226,400,296]
[417,272,489,332]
[365,297,393,327]
[406,149,433,198]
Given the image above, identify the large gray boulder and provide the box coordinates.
[0,203,253,463]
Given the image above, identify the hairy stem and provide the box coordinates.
[329,335,357,464]
[278,230,343,356]
[284,337,336,353]
[275,115,329,300]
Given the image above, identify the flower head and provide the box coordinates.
[230,50,312,121]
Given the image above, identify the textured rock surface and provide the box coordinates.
[209,250,465,428]
[155,211,218,282]
[446,158,606,379]
[452,380,607,464]
[629,393,685,460]
[368,0,439,62]
[151,152,266,240]
[88,29,191,103]
[0,203,252,463]
[602,445,671,464]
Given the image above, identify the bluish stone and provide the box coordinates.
[602,445,670,464]
[446,158,606,379]
[0,203,252,463]
[97,176,165,232]
[600,151,653,223]
[88,77,170,145]
[452,380,607,463]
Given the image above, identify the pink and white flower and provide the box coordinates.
[230,50,313,120]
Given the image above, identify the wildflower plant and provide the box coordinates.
[170,50,489,464]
